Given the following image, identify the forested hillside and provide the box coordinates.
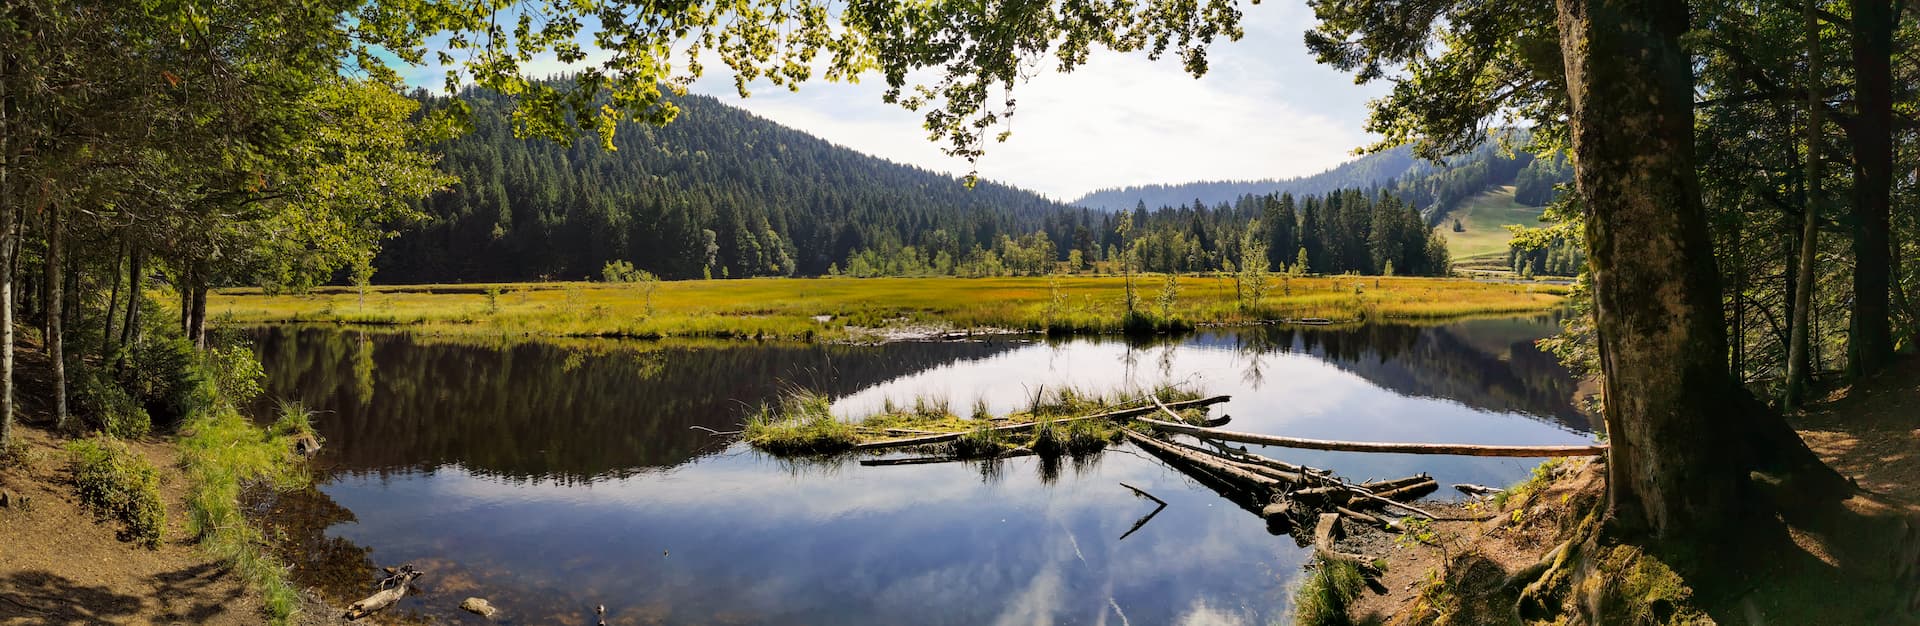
[377,89,1074,282]
[376,88,1456,281]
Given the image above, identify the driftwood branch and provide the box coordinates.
[345,566,422,620]
[1116,482,1169,541]
[1137,418,1609,457]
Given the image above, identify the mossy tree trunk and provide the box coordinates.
[1553,0,1845,541]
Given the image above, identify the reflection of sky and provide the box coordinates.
[832,336,1594,489]
[324,451,1295,624]
[310,327,1593,624]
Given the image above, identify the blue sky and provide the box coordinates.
[409,4,1388,200]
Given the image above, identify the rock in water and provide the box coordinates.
[460,597,497,618]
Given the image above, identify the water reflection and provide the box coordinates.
[253,331,1023,480]
[248,315,1592,624]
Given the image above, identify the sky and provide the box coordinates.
[410,4,1390,201]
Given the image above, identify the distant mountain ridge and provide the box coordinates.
[1071,147,1419,212]
[1071,142,1571,226]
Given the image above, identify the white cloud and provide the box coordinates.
[406,3,1390,200]
[689,3,1389,199]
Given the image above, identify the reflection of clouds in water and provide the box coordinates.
[288,320,1590,623]
[1176,597,1255,626]
[833,340,1361,421]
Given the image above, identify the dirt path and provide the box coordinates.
[0,422,264,625]
[1794,357,1920,508]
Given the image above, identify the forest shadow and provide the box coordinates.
[0,569,143,624]
[149,561,247,623]
[1685,490,1920,625]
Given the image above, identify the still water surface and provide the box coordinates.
[250,316,1594,625]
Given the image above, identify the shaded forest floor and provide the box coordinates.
[1346,357,1920,625]
[0,342,343,625]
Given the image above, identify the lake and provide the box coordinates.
[246,315,1596,625]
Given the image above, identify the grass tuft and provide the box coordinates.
[743,391,860,455]
[1294,552,1368,626]
[949,422,1007,458]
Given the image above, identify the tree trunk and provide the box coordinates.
[188,268,208,349]
[1553,0,1844,541]
[101,238,123,362]
[121,245,142,348]
[0,53,11,448]
[45,202,64,430]
[178,265,192,334]
[1787,0,1823,410]
[1845,0,1895,378]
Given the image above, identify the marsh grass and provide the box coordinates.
[745,384,1206,457]
[179,401,316,622]
[208,275,1566,341]
[1294,552,1369,626]
[743,391,860,455]
[949,422,1007,458]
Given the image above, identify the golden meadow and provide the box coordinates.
[206,275,1568,341]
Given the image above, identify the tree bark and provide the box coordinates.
[178,265,192,334]
[101,238,123,362]
[121,244,142,348]
[1845,0,1895,378]
[1553,0,1845,541]
[189,269,208,349]
[0,52,12,448]
[45,202,65,430]
[1787,0,1823,409]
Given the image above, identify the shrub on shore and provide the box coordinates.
[66,437,166,549]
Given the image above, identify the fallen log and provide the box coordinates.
[1454,483,1501,496]
[1311,513,1381,577]
[1136,418,1609,457]
[852,395,1231,451]
[1346,488,1440,520]
[1190,437,1331,479]
[858,448,1035,466]
[1121,430,1283,493]
[1335,506,1389,530]
[344,565,422,620]
[1158,437,1306,484]
[1360,474,1431,492]
[1373,478,1439,502]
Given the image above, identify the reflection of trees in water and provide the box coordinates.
[242,484,383,608]
[1223,317,1593,432]
[252,329,1022,481]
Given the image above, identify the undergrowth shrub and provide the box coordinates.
[66,437,165,549]
[72,368,152,438]
[124,332,218,427]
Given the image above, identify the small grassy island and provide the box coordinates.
[743,386,1223,456]
[207,275,1567,342]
